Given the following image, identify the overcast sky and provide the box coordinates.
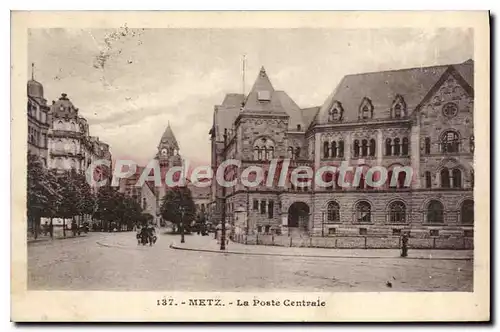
[28,28,473,165]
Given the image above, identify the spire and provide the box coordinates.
[31,63,35,80]
[159,122,179,149]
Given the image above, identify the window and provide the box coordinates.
[269,146,274,159]
[425,137,431,154]
[452,169,462,188]
[461,199,474,224]
[297,124,301,131]
[323,142,329,158]
[394,104,402,118]
[260,200,266,214]
[142,198,147,210]
[253,199,258,211]
[430,229,439,237]
[328,228,336,235]
[359,228,368,235]
[268,200,274,218]
[264,225,270,234]
[257,91,271,101]
[338,141,344,158]
[464,230,473,237]
[369,139,376,157]
[442,102,458,118]
[470,135,475,153]
[441,131,460,153]
[387,170,395,188]
[385,139,392,156]
[331,141,337,158]
[388,201,406,223]
[362,106,370,119]
[440,168,450,188]
[361,139,368,157]
[287,146,294,159]
[356,201,371,223]
[358,174,365,190]
[257,226,262,233]
[402,138,409,155]
[354,140,360,157]
[425,171,432,188]
[471,171,474,188]
[427,200,444,224]
[393,138,401,155]
[327,201,340,223]
[392,229,401,235]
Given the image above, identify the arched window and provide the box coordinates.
[393,138,401,155]
[425,171,432,188]
[369,139,376,157]
[263,147,268,160]
[327,201,340,223]
[354,140,360,157]
[452,169,462,188]
[440,168,450,188]
[287,146,294,159]
[361,139,368,157]
[254,147,260,160]
[331,141,337,158]
[323,142,329,158]
[441,131,460,153]
[402,138,409,155]
[338,141,344,158]
[385,138,392,156]
[427,200,444,224]
[56,120,64,130]
[389,201,406,223]
[460,200,474,224]
[425,137,431,154]
[470,135,475,153]
[362,106,370,119]
[142,198,147,210]
[394,104,402,118]
[356,201,371,223]
[295,147,301,160]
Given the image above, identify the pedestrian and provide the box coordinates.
[401,232,409,257]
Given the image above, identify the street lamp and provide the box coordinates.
[245,185,249,235]
[180,206,185,243]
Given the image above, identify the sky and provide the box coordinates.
[28,27,473,166]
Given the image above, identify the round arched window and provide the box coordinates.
[442,102,458,118]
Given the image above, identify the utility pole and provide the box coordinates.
[220,129,228,250]
[180,205,185,243]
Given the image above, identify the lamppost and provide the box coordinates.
[180,206,185,243]
[245,185,249,235]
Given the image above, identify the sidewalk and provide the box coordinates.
[27,234,88,245]
[170,235,473,260]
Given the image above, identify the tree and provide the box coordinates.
[27,153,60,239]
[160,186,196,233]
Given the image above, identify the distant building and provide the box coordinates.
[210,61,474,239]
[27,66,50,166]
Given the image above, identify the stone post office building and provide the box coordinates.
[210,60,474,239]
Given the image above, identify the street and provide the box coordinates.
[28,231,473,292]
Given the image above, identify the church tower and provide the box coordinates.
[156,122,181,168]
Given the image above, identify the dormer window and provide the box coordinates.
[257,91,271,102]
[391,95,407,118]
[297,124,301,131]
[359,97,374,120]
[328,101,344,122]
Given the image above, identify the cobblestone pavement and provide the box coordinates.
[28,231,473,292]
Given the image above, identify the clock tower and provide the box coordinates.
[156,122,181,168]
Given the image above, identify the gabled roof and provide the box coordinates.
[241,67,288,115]
[317,59,474,123]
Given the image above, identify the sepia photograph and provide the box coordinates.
[11,11,490,322]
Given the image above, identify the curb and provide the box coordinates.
[169,244,472,261]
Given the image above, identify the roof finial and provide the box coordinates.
[31,62,35,80]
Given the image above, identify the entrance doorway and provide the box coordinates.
[288,202,310,230]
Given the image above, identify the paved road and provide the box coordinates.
[28,231,473,292]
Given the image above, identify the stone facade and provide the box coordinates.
[27,71,50,166]
[210,61,475,240]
